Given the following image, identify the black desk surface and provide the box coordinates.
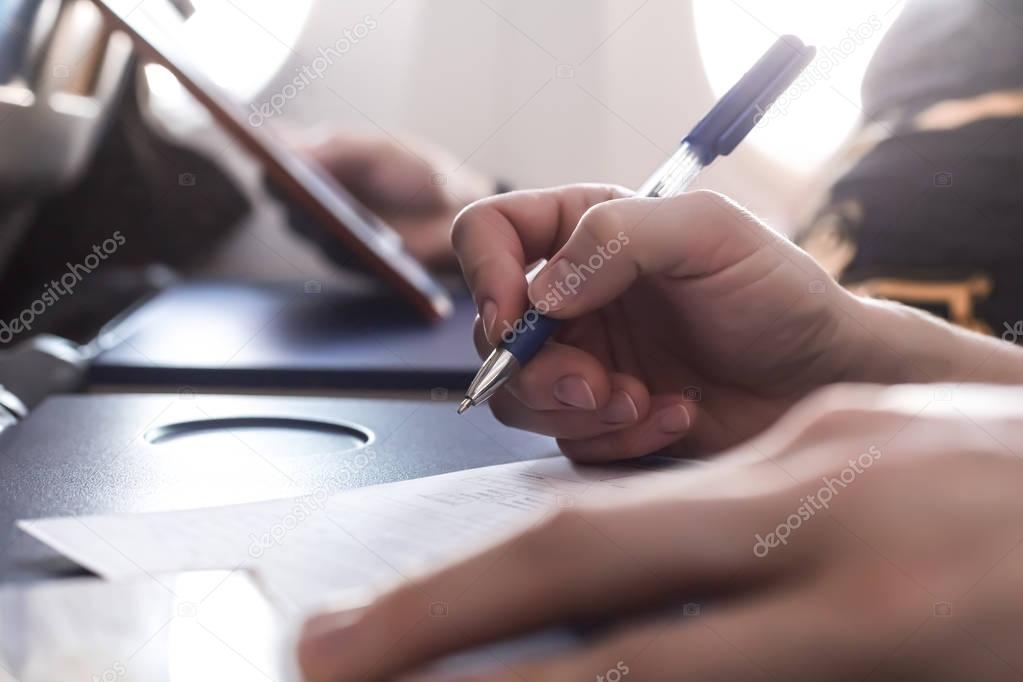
[88,281,482,391]
[0,393,557,583]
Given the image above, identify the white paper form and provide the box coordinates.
[19,457,677,613]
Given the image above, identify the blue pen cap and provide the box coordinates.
[684,36,817,165]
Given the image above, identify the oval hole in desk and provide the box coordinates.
[144,417,372,453]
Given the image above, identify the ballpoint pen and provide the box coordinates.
[458,35,817,415]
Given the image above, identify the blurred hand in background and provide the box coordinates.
[296,131,498,271]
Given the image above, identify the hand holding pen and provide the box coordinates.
[459,36,816,414]
[449,37,875,459]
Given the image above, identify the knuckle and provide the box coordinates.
[799,383,859,411]
[449,202,483,250]
[784,384,887,442]
[509,369,547,406]
[685,189,738,215]
[801,406,865,437]
[682,190,762,234]
[809,383,886,413]
[569,183,630,213]
[503,384,537,411]
[451,197,503,251]
[369,585,425,639]
[577,200,627,246]
[557,437,606,463]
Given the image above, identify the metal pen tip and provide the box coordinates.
[457,398,473,415]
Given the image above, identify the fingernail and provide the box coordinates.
[528,259,576,311]
[602,391,639,424]
[481,299,498,340]
[553,376,597,410]
[657,404,691,433]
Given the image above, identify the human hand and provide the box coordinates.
[452,184,897,460]
[297,382,1023,681]
[297,131,497,270]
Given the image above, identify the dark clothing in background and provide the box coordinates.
[862,0,1023,117]
[4,0,1022,342]
[0,74,249,342]
[799,0,1023,335]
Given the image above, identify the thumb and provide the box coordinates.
[526,190,797,318]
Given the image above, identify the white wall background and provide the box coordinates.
[156,0,898,279]
[261,0,800,226]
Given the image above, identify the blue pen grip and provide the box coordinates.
[500,308,563,364]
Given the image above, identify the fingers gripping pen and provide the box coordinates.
[459,36,816,414]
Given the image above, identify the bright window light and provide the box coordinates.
[181,0,311,101]
[692,0,904,172]
[145,0,312,117]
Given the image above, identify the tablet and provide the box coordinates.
[91,0,454,322]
